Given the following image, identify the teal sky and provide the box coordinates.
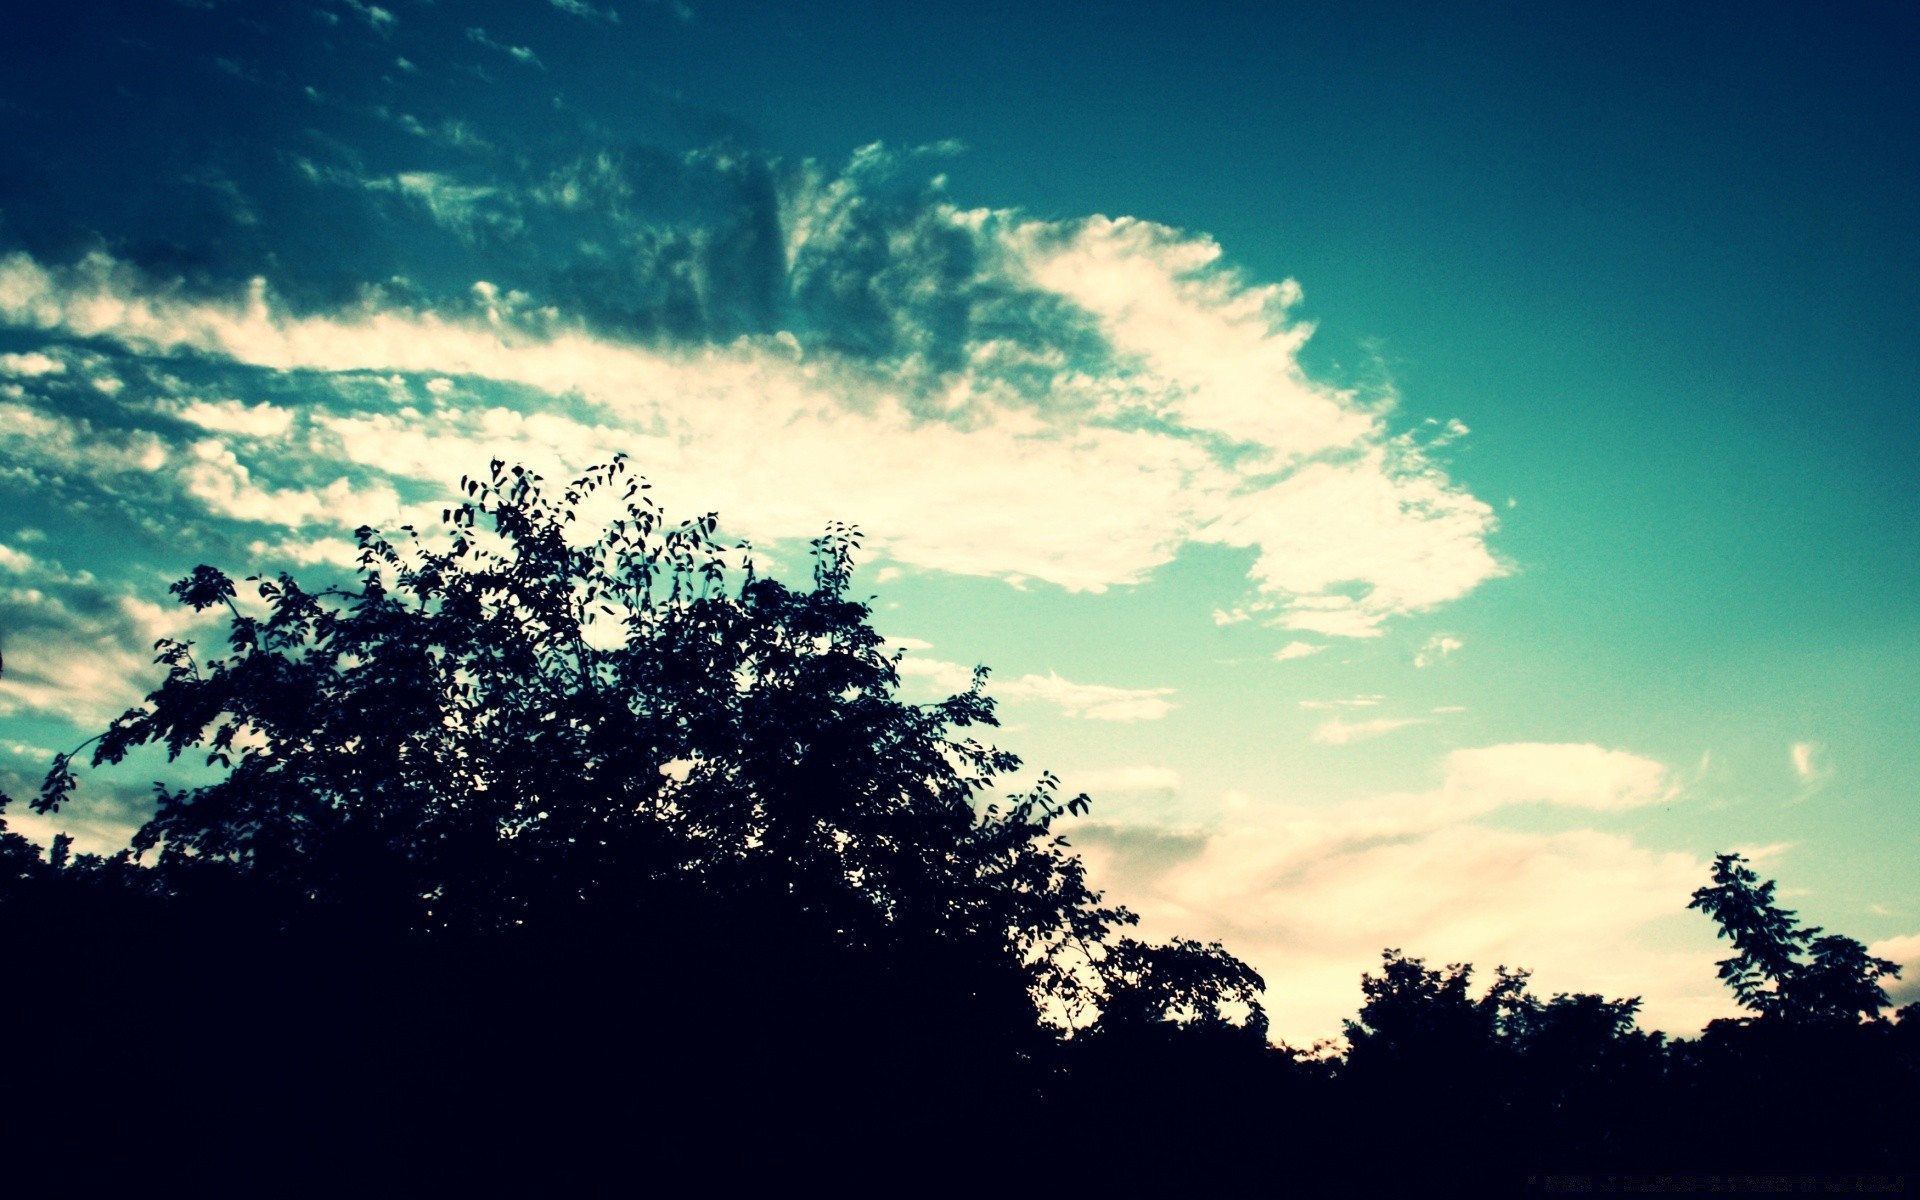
[1,0,1914,1042]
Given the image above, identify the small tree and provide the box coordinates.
[1689,852,1901,1026]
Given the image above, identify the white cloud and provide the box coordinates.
[1311,715,1423,744]
[1439,743,1677,811]
[0,778,154,857]
[1072,742,1718,1043]
[894,656,1174,721]
[997,670,1176,721]
[1790,741,1829,786]
[179,437,405,529]
[247,535,363,567]
[465,27,544,69]
[1870,933,1920,1009]
[1273,640,1323,661]
[0,351,63,377]
[0,560,212,727]
[1212,447,1502,637]
[1870,933,1920,961]
[0,175,1501,635]
[893,655,978,696]
[343,0,395,33]
[1414,633,1462,667]
[549,0,620,21]
[174,398,297,440]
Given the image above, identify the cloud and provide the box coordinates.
[371,173,522,242]
[0,547,208,727]
[549,0,620,21]
[176,399,297,440]
[1273,641,1323,661]
[998,671,1176,721]
[1071,743,1717,1043]
[0,352,63,377]
[1414,633,1462,667]
[342,0,395,34]
[1790,741,1829,786]
[466,28,545,69]
[1439,743,1677,811]
[0,141,1501,635]
[894,656,1174,721]
[1870,933,1920,1009]
[1311,716,1422,744]
[0,765,155,857]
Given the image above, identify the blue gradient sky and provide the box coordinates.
[2,0,1914,1041]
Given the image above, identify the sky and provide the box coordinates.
[1,0,1915,1044]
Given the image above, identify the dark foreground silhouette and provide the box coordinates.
[3,461,1914,1194]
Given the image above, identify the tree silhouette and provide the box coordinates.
[10,467,1920,1186]
[3,457,1268,1171]
[1690,851,1901,1026]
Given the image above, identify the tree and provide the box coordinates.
[1094,935,1267,1038]
[1689,852,1901,1026]
[12,457,1264,1062]
[1678,854,1916,1176]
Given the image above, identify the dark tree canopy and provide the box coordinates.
[1690,851,1902,1026]
[4,458,1262,1046]
[3,462,1915,1189]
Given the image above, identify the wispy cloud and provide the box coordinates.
[1273,640,1323,661]
[1311,715,1422,744]
[549,0,621,23]
[1790,740,1830,788]
[466,28,544,70]
[998,671,1176,721]
[1414,633,1462,667]
[359,172,523,242]
[341,0,396,35]
[894,655,1174,721]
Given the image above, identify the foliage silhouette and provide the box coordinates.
[1690,851,1902,1026]
[0,457,1268,1173]
[5,468,1918,1189]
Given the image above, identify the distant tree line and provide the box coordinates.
[3,460,1913,1192]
